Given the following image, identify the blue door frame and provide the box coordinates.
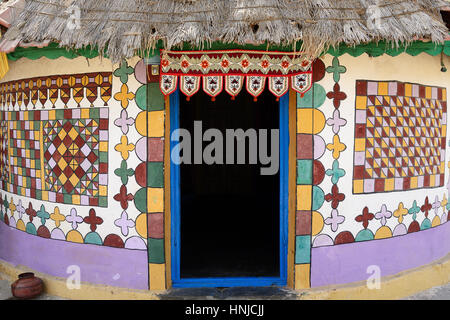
[170,89,289,288]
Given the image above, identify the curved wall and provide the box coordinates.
[0,56,154,289]
[0,51,449,292]
[303,52,450,288]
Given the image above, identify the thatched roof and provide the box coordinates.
[2,0,450,62]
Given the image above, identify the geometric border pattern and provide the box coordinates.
[311,56,350,249]
[0,72,112,110]
[295,59,328,290]
[113,58,167,289]
[353,80,447,194]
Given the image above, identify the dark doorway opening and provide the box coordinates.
[179,88,280,279]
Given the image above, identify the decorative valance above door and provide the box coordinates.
[159,50,313,101]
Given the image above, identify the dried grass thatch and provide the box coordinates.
[2,0,450,62]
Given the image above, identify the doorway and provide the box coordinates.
[170,87,288,288]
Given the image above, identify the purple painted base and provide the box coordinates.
[2,217,448,290]
[311,222,450,287]
[0,222,148,290]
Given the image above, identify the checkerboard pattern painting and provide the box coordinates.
[353,81,447,194]
[7,111,42,198]
[0,108,109,206]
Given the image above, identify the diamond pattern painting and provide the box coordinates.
[353,81,447,194]
[43,109,109,206]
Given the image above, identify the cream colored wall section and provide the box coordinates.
[313,53,450,246]
[334,53,450,88]
[1,56,113,82]
[1,57,114,109]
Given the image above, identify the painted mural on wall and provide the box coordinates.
[0,52,448,291]
[0,108,109,207]
[353,80,446,194]
[0,59,153,253]
[312,56,449,248]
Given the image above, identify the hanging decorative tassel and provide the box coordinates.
[161,51,314,101]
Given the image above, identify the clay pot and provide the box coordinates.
[11,272,44,299]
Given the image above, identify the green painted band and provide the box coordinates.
[7,40,450,61]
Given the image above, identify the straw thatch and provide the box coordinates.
[2,0,449,62]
